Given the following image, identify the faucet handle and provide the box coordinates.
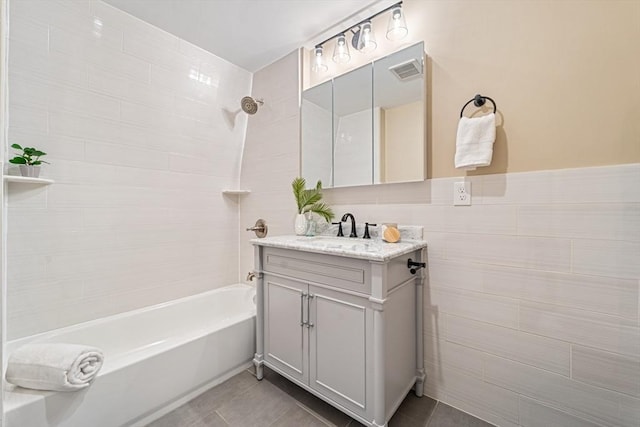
[363,223,377,239]
[332,222,344,237]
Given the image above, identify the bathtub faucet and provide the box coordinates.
[246,272,256,281]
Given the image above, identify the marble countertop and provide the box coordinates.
[250,235,427,262]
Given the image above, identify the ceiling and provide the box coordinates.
[103,0,386,72]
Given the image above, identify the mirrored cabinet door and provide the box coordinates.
[301,80,333,186]
[333,64,373,187]
[373,43,425,184]
[301,42,425,189]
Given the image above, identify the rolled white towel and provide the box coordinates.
[6,343,104,392]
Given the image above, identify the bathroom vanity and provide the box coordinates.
[251,235,427,427]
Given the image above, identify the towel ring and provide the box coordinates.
[460,94,497,118]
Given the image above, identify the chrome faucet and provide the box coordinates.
[341,213,357,238]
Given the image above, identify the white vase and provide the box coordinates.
[19,165,41,178]
[294,213,307,235]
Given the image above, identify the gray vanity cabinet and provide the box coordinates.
[308,284,372,413]
[252,241,426,427]
[262,275,308,384]
[263,273,372,416]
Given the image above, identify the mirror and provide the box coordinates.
[333,64,373,187]
[301,42,425,188]
[301,81,333,185]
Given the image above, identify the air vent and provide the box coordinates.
[389,58,422,81]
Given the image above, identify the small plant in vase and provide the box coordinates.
[292,177,334,236]
[9,144,49,178]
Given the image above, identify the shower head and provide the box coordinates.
[241,96,264,115]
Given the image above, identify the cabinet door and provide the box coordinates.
[308,285,371,418]
[263,274,308,384]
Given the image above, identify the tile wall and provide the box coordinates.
[6,0,251,339]
[239,50,300,277]
[322,164,640,427]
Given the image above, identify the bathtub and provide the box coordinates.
[4,283,256,427]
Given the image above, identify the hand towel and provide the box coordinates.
[6,343,104,392]
[455,113,496,169]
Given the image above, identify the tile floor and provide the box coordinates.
[146,368,495,427]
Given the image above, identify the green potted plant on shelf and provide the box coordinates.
[9,144,49,178]
[292,177,334,236]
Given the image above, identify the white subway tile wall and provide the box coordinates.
[238,50,300,278]
[318,163,640,427]
[7,0,252,339]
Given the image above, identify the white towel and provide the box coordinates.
[6,343,104,392]
[455,113,496,169]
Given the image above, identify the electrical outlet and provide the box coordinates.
[453,181,471,206]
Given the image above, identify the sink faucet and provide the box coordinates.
[341,213,357,238]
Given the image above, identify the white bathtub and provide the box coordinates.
[4,284,256,427]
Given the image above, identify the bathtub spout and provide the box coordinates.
[246,272,256,281]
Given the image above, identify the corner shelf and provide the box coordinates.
[222,189,251,196]
[4,176,54,185]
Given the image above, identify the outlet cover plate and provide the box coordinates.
[453,181,471,206]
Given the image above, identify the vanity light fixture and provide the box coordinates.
[311,1,408,72]
[386,4,408,41]
[332,33,351,63]
[311,46,328,72]
[353,20,377,53]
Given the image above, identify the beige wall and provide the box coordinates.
[307,0,640,178]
